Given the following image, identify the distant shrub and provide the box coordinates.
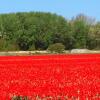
[0,39,19,51]
[28,44,36,51]
[47,43,65,53]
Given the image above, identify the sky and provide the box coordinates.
[0,0,100,21]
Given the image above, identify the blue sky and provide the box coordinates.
[0,0,100,21]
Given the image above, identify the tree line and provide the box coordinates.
[0,12,100,51]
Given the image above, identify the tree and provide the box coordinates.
[71,14,90,48]
[0,12,99,51]
[88,22,100,49]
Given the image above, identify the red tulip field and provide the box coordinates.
[0,54,100,100]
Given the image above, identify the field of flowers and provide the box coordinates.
[0,54,100,100]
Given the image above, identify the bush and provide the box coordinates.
[0,39,19,51]
[47,43,65,53]
[28,44,36,51]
